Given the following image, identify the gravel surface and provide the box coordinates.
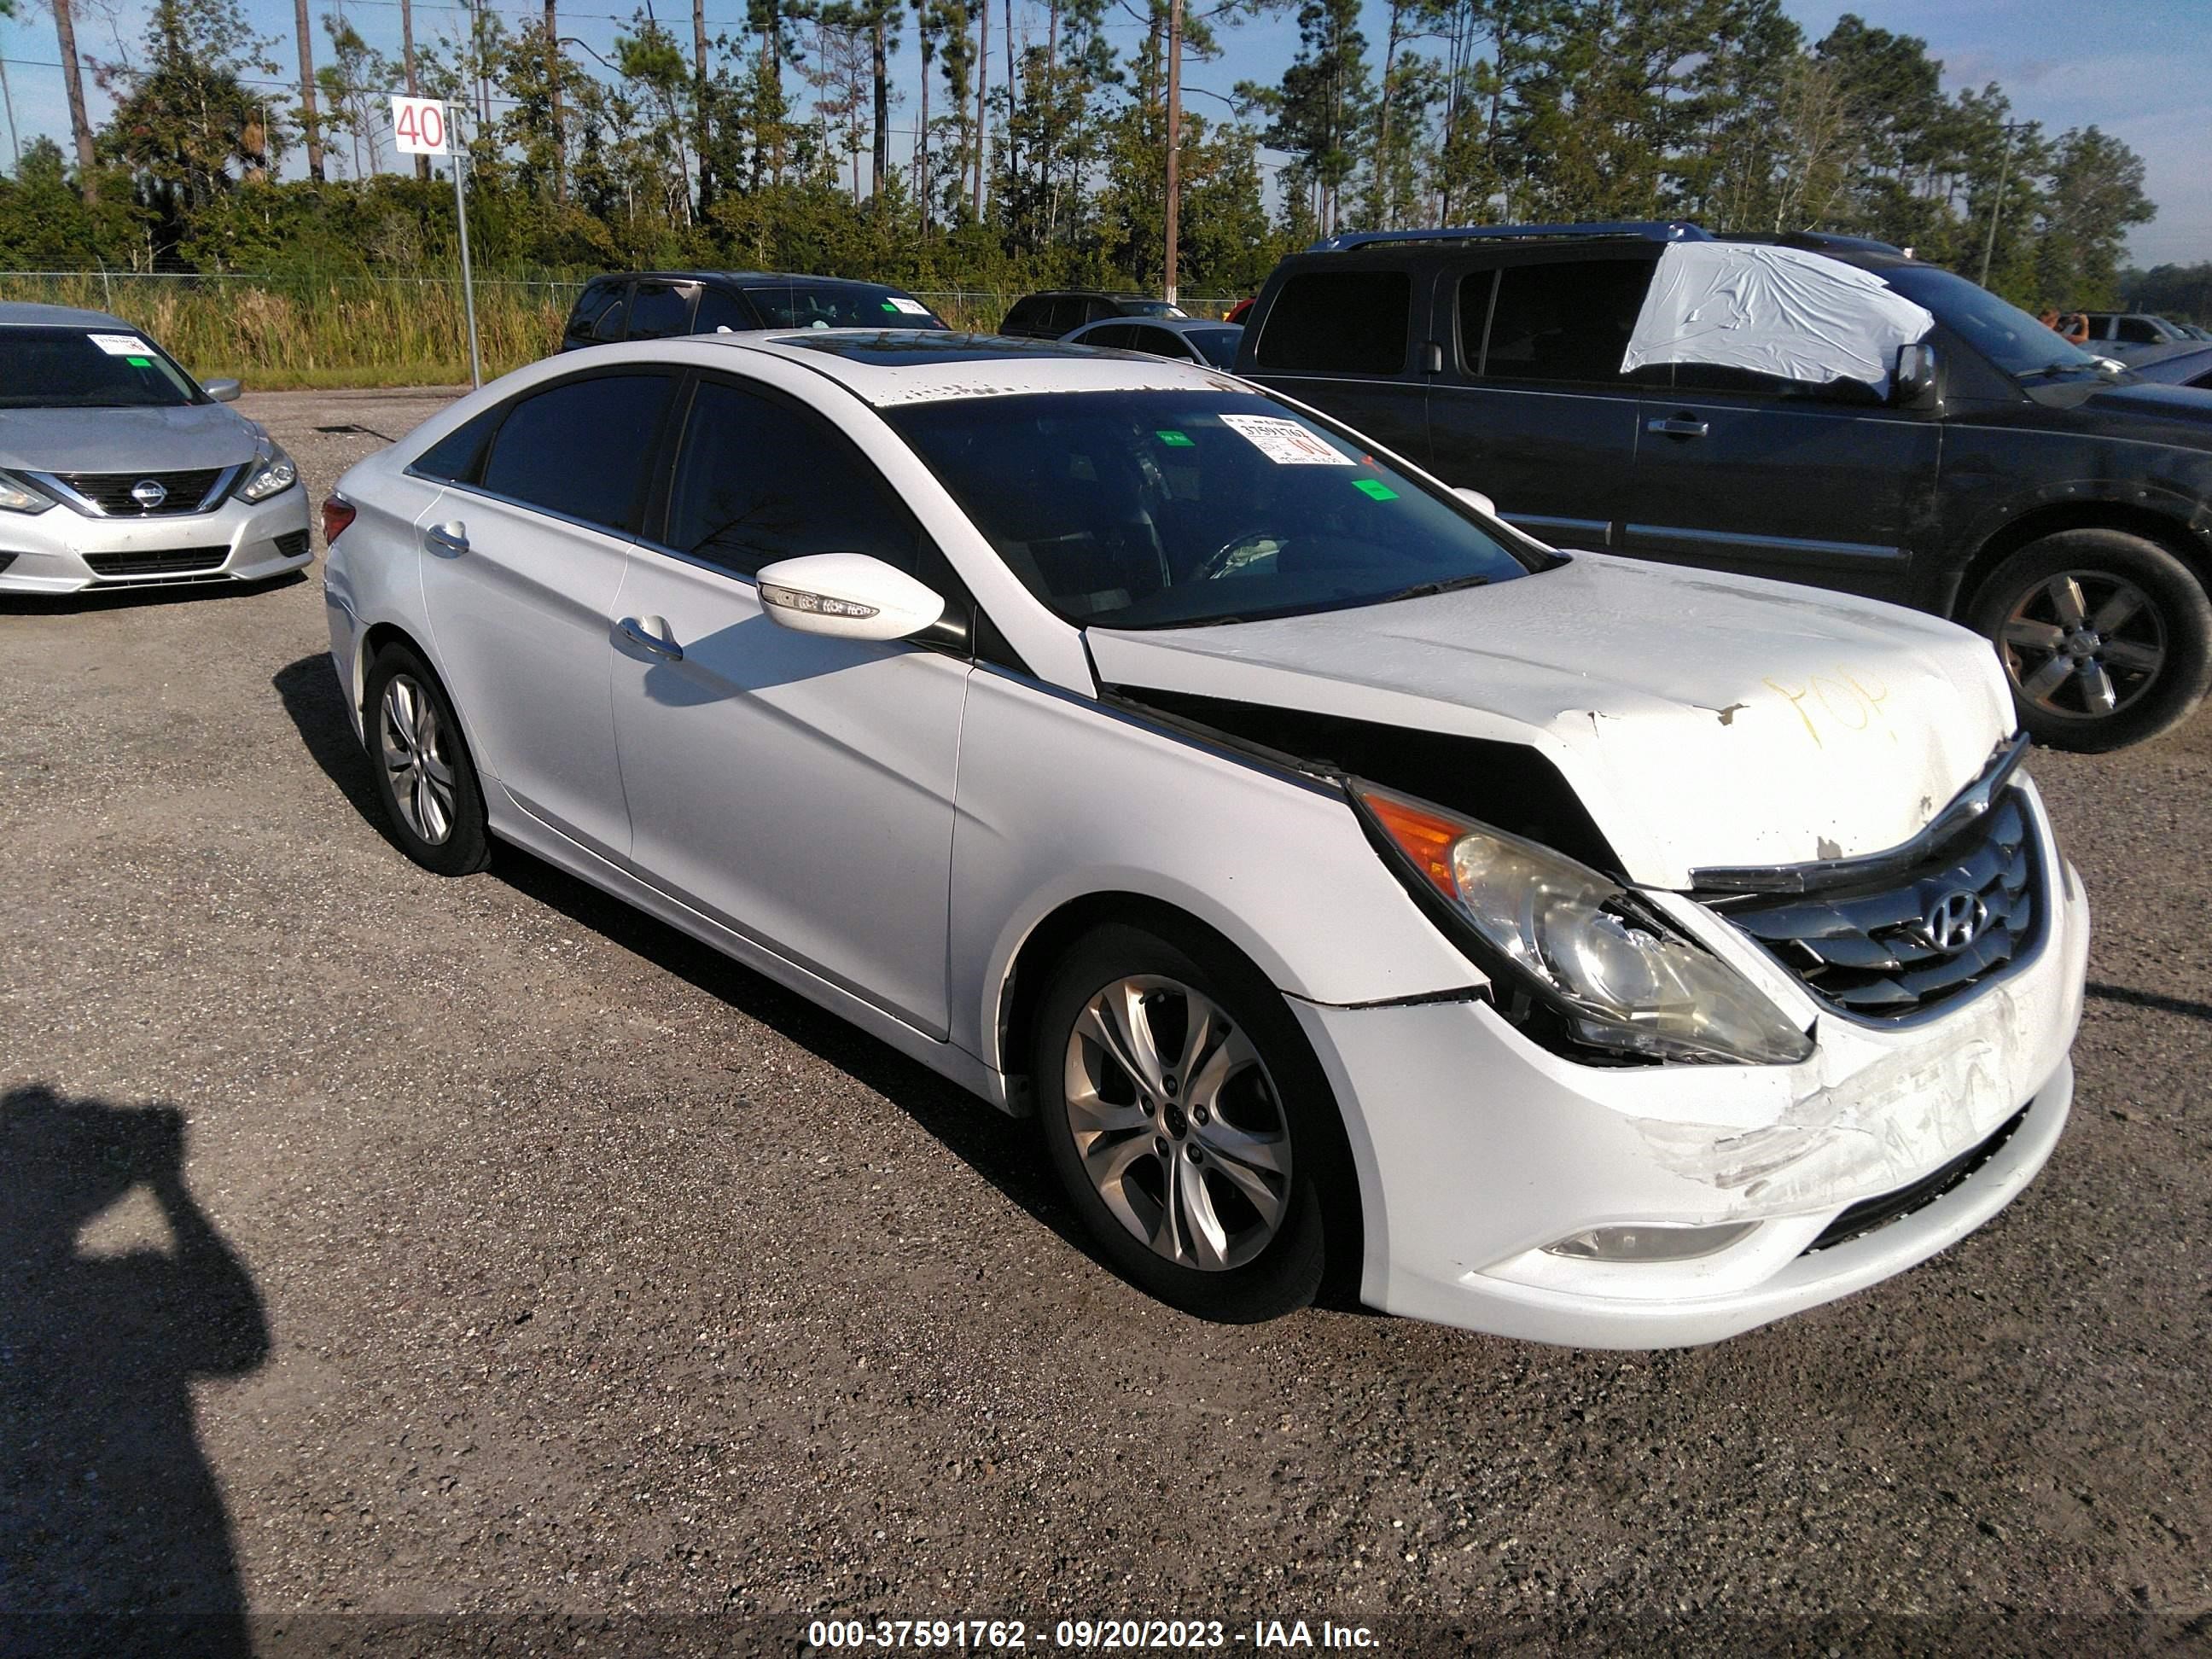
[3,387,2208,1650]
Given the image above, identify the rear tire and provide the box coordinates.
[1030,920,1355,1323]
[1965,528,2212,751]
[362,643,491,876]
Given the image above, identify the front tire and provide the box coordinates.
[1030,922,1352,1323]
[1965,529,2212,751]
[362,643,491,876]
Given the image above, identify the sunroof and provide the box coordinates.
[770,329,1091,365]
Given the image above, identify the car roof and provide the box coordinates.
[676,328,1245,406]
[1070,315,1238,335]
[598,271,915,291]
[0,300,133,329]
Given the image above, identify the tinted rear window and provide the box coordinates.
[693,288,754,333]
[480,373,672,532]
[564,282,624,343]
[1254,271,1411,375]
[1481,259,1654,383]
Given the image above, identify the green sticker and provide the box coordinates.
[882,300,899,311]
[1156,429,1195,447]
[126,356,152,367]
[1353,478,1399,501]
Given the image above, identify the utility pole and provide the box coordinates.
[1163,0,1182,304]
[1978,119,2026,288]
[295,0,325,180]
[692,0,712,212]
[51,0,97,201]
[1,51,21,172]
[547,0,567,201]
[972,0,987,220]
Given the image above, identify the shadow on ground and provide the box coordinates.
[0,1086,267,1657]
[269,652,1090,1272]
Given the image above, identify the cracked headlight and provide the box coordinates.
[236,439,298,504]
[1353,783,1814,1067]
[0,470,55,514]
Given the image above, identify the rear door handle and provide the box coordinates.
[1647,415,1709,439]
[425,521,469,556]
[617,615,684,661]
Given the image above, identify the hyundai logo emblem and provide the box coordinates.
[1921,888,1990,955]
[130,478,168,509]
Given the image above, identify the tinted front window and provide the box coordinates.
[663,378,921,578]
[2116,317,2163,344]
[480,374,671,532]
[1254,271,1411,375]
[1187,328,1242,370]
[1882,265,2102,379]
[1482,259,1654,383]
[888,390,1534,629]
[1126,326,1187,360]
[693,288,754,333]
[743,284,944,329]
[0,326,202,409]
[627,282,696,339]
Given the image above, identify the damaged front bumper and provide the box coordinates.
[1290,777,2088,1349]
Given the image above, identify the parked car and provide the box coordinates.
[0,302,311,594]
[1237,222,2212,750]
[561,272,946,350]
[1063,314,1243,370]
[2078,311,2195,358]
[998,290,1189,339]
[322,328,2085,1348]
[2126,344,2212,390]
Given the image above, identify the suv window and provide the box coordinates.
[626,282,696,340]
[565,281,625,346]
[1003,295,1051,333]
[480,373,672,532]
[694,288,754,334]
[1254,271,1412,375]
[1481,258,1654,383]
[662,377,923,579]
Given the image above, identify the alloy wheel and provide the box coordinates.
[1999,569,2168,718]
[1062,975,1292,1272]
[377,673,459,845]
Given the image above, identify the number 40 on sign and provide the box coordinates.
[390,96,451,156]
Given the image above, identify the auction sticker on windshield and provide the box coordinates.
[88,333,156,357]
[1217,413,1353,465]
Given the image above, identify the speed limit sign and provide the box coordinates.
[390,95,451,156]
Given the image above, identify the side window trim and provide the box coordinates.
[428,366,680,538]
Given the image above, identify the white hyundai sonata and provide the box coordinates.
[322,329,2087,1348]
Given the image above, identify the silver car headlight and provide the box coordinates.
[1353,783,1813,1066]
[0,469,55,514]
[236,439,298,504]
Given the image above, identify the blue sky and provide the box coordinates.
[1,0,2204,267]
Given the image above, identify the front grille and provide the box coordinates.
[1720,789,2041,1020]
[84,545,230,576]
[1803,1103,2031,1254]
[274,529,311,559]
[55,468,227,515]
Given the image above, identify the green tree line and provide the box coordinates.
[0,0,2162,311]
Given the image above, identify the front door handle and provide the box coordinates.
[424,521,469,556]
[1647,415,1710,439]
[617,615,684,661]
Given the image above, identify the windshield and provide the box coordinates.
[888,390,1538,629]
[1187,327,1242,370]
[0,326,204,410]
[1880,266,2103,379]
[743,285,946,329]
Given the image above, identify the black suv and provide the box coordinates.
[1236,222,2212,749]
[561,272,946,349]
[998,290,1188,340]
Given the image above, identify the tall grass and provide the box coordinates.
[0,271,1214,388]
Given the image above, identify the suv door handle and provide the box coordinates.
[424,521,469,556]
[1647,415,1709,439]
[617,615,684,661]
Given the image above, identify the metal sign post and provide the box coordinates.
[391,93,482,387]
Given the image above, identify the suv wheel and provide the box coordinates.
[1965,528,2212,751]
[1030,922,1352,1323]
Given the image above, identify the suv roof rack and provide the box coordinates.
[1308,220,1714,253]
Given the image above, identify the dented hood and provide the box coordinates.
[1086,552,2017,890]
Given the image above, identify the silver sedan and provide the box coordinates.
[0,302,311,593]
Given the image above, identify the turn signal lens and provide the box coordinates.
[321,495,357,544]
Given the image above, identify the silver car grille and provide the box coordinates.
[52,467,230,515]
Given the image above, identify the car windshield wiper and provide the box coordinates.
[1371,573,1493,605]
[2018,359,2093,380]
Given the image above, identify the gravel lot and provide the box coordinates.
[3,387,2209,1651]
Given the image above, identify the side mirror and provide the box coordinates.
[202,377,242,402]
[1891,342,1939,410]
[1452,485,1499,519]
[755,552,946,642]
